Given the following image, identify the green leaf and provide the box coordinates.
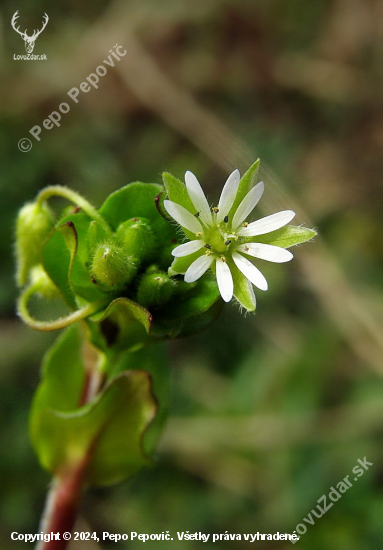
[87,219,111,251]
[30,325,86,413]
[92,297,153,352]
[112,343,171,455]
[30,325,157,486]
[98,182,164,230]
[228,159,260,221]
[42,225,77,309]
[61,214,110,303]
[86,371,156,485]
[43,214,109,306]
[246,225,317,248]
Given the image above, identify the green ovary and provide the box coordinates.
[205,227,227,254]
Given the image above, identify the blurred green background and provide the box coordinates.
[1,0,382,548]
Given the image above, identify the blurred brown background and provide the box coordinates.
[0,1,382,548]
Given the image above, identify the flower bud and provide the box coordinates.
[116,217,157,263]
[136,271,176,308]
[90,242,137,289]
[30,265,59,299]
[15,201,54,287]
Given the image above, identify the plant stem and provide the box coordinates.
[36,457,90,550]
[18,285,107,331]
[36,185,112,236]
[35,337,104,550]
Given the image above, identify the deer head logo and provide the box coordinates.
[11,11,49,54]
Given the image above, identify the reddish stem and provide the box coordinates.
[35,338,103,550]
[36,458,90,550]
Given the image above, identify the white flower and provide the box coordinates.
[164,169,295,305]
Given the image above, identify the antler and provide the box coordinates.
[31,13,49,40]
[11,11,27,38]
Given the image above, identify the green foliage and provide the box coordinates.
[16,179,227,486]
[29,325,158,486]
[17,182,222,339]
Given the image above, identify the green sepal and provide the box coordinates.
[228,159,260,221]
[162,172,195,214]
[29,325,157,486]
[169,249,204,276]
[151,274,221,338]
[162,172,196,240]
[246,225,317,248]
[226,257,256,312]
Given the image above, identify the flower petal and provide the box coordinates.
[185,171,212,226]
[232,181,264,229]
[184,254,214,283]
[237,210,295,237]
[216,259,234,302]
[235,243,293,263]
[216,169,240,223]
[164,200,202,234]
[172,240,204,257]
[232,252,268,291]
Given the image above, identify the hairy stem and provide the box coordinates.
[36,185,112,236]
[17,284,107,331]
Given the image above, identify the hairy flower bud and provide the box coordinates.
[116,217,157,263]
[16,201,54,287]
[90,242,137,289]
[30,265,59,299]
[136,271,176,308]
